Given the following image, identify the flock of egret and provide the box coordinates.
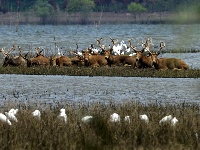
[0,108,179,126]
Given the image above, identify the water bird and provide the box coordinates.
[110,113,120,122]
[32,110,41,120]
[171,117,178,126]
[159,115,172,124]
[124,116,130,123]
[81,116,93,123]
[139,114,149,123]
[58,108,67,123]
[0,113,12,125]
[5,111,18,122]
[8,108,18,115]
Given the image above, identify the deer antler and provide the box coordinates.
[97,37,105,50]
[128,39,138,52]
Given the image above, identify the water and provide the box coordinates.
[0,75,199,108]
[0,24,199,107]
[0,24,200,51]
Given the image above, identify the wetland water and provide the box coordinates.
[0,24,199,107]
[0,75,199,108]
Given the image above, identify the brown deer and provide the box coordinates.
[101,38,137,67]
[0,46,26,67]
[150,42,189,70]
[25,47,49,67]
[128,38,154,68]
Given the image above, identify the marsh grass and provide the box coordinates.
[0,66,199,78]
[0,102,199,149]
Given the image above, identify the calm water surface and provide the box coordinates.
[0,24,200,51]
[0,75,199,108]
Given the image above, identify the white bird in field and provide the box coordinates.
[139,114,149,123]
[32,110,41,120]
[58,108,67,123]
[171,117,178,126]
[124,116,130,123]
[0,113,12,125]
[8,108,18,115]
[110,113,120,123]
[81,116,93,123]
[159,115,172,124]
[5,111,18,122]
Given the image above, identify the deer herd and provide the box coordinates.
[0,38,189,70]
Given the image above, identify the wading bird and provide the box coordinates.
[32,110,41,120]
[81,116,93,123]
[58,108,67,123]
[110,113,120,123]
[0,113,12,125]
[139,114,149,123]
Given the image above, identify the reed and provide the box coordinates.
[0,102,199,149]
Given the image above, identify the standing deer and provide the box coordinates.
[150,42,189,70]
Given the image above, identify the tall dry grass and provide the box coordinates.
[0,101,199,149]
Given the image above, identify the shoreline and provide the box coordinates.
[0,12,199,25]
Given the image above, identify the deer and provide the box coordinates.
[128,38,155,68]
[25,47,49,67]
[0,46,26,67]
[101,38,137,67]
[150,42,189,70]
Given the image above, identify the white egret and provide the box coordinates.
[32,110,41,120]
[8,108,18,115]
[159,115,172,124]
[171,117,178,126]
[81,116,93,123]
[0,113,12,125]
[58,108,67,123]
[110,113,120,123]
[124,116,130,123]
[139,114,149,123]
[5,112,18,122]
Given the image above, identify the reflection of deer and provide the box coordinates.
[0,46,26,67]
[150,42,189,70]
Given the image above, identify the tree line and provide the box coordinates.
[0,0,200,13]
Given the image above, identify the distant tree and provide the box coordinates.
[128,2,147,23]
[32,0,53,24]
[66,0,95,24]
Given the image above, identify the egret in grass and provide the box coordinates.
[159,115,172,124]
[5,111,18,122]
[0,113,12,125]
[8,108,18,115]
[124,116,130,123]
[81,116,93,123]
[110,113,120,123]
[58,108,67,123]
[32,110,41,120]
[139,114,149,123]
[171,117,178,126]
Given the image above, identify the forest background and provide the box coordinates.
[0,0,200,25]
